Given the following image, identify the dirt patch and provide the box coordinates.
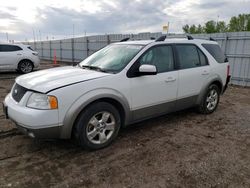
[0,62,250,187]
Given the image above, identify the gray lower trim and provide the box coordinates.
[130,95,198,124]
[132,100,175,122]
[15,123,62,139]
[175,95,198,111]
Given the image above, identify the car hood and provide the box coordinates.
[16,66,111,93]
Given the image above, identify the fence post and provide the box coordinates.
[49,40,52,61]
[86,37,89,57]
[60,40,62,61]
[41,41,43,59]
[107,34,110,45]
[224,34,228,56]
[72,38,75,63]
[34,41,37,51]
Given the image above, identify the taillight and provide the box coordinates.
[227,65,230,76]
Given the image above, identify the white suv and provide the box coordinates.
[3,36,230,150]
[0,43,40,73]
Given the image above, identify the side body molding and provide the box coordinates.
[60,88,131,139]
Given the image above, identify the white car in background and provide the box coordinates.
[0,43,40,73]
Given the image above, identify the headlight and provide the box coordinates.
[27,93,58,110]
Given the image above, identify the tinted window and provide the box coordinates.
[198,48,208,66]
[176,45,200,69]
[27,46,34,51]
[139,45,174,73]
[0,45,22,52]
[202,44,225,63]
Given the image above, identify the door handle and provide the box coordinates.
[201,71,209,75]
[17,53,22,55]
[165,77,176,83]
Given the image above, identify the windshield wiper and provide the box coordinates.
[81,65,108,73]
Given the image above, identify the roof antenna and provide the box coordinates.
[187,35,193,40]
[120,37,130,42]
[155,35,166,42]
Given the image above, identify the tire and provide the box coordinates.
[18,60,34,74]
[198,84,220,114]
[73,102,121,150]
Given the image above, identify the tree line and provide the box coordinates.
[182,14,250,34]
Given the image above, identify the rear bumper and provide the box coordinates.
[223,75,231,93]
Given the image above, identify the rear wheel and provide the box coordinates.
[73,102,121,150]
[198,84,220,114]
[18,60,33,74]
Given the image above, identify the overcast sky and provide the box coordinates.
[0,0,250,41]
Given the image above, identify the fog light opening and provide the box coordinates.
[28,132,35,138]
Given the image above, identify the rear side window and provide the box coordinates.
[202,44,225,63]
[198,49,208,66]
[0,45,22,52]
[176,44,200,69]
[27,46,34,51]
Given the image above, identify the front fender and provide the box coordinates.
[60,88,131,139]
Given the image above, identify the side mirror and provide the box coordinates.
[224,57,228,62]
[138,64,157,75]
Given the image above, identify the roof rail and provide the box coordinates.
[155,35,166,42]
[120,37,130,42]
[209,37,216,41]
[187,35,193,40]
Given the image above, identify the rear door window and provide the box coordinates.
[0,45,22,52]
[202,44,225,63]
[175,44,200,69]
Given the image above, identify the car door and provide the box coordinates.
[174,44,210,110]
[0,45,23,69]
[128,45,178,121]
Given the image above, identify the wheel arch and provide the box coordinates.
[61,92,131,139]
[196,77,223,105]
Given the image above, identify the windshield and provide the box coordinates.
[79,44,144,73]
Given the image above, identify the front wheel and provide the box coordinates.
[73,102,121,150]
[198,84,220,114]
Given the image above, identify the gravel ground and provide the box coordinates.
[0,62,250,188]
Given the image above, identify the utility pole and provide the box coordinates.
[39,30,41,41]
[32,28,36,42]
[6,32,9,42]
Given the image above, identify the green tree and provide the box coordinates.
[216,21,227,32]
[189,24,197,34]
[228,14,250,31]
[182,13,250,33]
[196,24,203,33]
[204,20,217,33]
[182,24,190,33]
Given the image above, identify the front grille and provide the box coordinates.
[12,83,28,102]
